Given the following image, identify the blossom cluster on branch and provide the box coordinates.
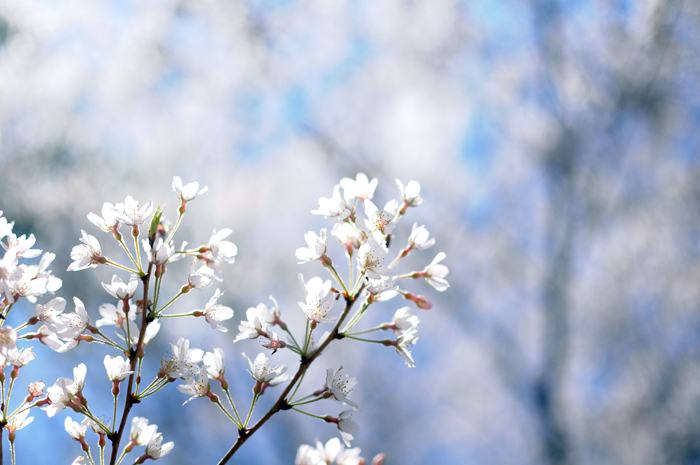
[0,173,448,464]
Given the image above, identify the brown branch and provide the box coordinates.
[217,291,362,465]
[109,261,154,465]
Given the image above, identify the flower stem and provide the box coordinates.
[326,263,348,296]
[223,387,243,426]
[165,212,184,246]
[291,407,326,420]
[154,290,185,315]
[104,259,140,275]
[243,393,259,428]
[215,399,241,428]
[117,237,139,272]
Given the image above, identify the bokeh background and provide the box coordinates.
[0,0,699,463]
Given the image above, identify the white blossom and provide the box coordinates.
[188,260,215,290]
[102,274,139,300]
[104,355,133,381]
[312,184,355,222]
[396,179,423,208]
[298,275,337,325]
[113,196,154,227]
[128,417,157,447]
[203,348,225,380]
[362,199,398,237]
[295,229,328,264]
[176,365,210,405]
[195,289,234,332]
[357,237,391,279]
[172,176,208,202]
[68,230,103,271]
[337,410,359,447]
[87,202,121,233]
[145,432,174,460]
[423,252,449,292]
[341,173,378,201]
[325,367,359,411]
[65,417,87,440]
[407,224,435,251]
[242,352,292,386]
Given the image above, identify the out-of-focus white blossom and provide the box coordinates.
[423,252,449,291]
[172,176,208,202]
[87,203,121,233]
[312,185,355,222]
[295,229,328,264]
[396,179,423,210]
[341,173,378,201]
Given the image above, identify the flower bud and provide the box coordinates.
[404,292,432,310]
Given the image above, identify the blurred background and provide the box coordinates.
[0,0,699,463]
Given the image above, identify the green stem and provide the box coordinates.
[289,397,323,407]
[223,387,243,426]
[158,312,195,318]
[1,303,14,326]
[343,324,386,336]
[288,370,306,403]
[343,335,386,344]
[5,376,16,418]
[133,234,143,274]
[215,399,241,427]
[86,448,96,465]
[104,259,140,275]
[291,408,326,420]
[112,393,118,432]
[154,291,185,315]
[326,263,348,295]
[117,237,139,272]
[243,393,259,428]
[165,212,184,246]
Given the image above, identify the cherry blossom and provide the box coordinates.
[102,274,139,300]
[362,199,398,237]
[113,196,154,227]
[203,348,226,380]
[356,237,391,279]
[340,173,378,201]
[325,367,359,411]
[194,288,234,332]
[172,176,208,202]
[295,229,328,264]
[87,202,121,233]
[143,432,174,460]
[312,184,355,222]
[188,260,215,290]
[104,355,134,382]
[177,366,211,405]
[423,252,449,292]
[298,275,337,325]
[68,230,104,271]
[407,224,435,251]
[396,179,423,211]
[242,352,292,388]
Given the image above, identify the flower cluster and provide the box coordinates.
[0,173,446,465]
